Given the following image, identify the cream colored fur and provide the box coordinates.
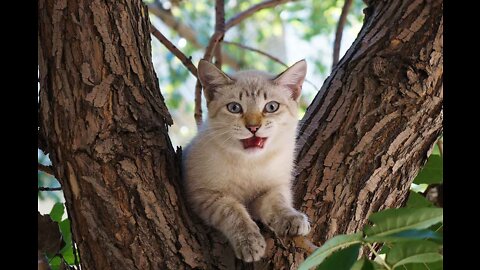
[183,60,310,262]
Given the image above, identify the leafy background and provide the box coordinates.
[38,1,443,269]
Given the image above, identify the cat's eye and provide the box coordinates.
[264,101,280,113]
[226,102,243,114]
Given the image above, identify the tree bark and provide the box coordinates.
[38,0,442,269]
[294,0,443,244]
[38,0,207,268]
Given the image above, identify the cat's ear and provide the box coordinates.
[198,60,234,102]
[273,59,307,101]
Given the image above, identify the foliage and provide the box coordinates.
[39,149,77,269]
[299,141,443,270]
[42,203,80,270]
[299,207,443,270]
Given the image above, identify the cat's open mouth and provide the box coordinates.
[240,136,267,149]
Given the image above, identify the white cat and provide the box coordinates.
[183,59,310,262]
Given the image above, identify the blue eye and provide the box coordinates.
[227,102,242,113]
[264,101,279,113]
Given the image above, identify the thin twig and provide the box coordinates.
[332,0,353,69]
[367,243,392,270]
[225,0,293,30]
[203,32,225,63]
[150,23,198,78]
[223,41,287,67]
[214,0,225,69]
[38,163,54,175]
[38,187,62,191]
[223,41,319,90]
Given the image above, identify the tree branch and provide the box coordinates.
[38,186,62,191]
[332,0,353,69]
[214,0,225,69]
[147,4,241,69]
[150,23,198,78]
[223,40,287,67]
[38,163,54,175]
[225,0,293,30]
[223,41,319,91]
[147,4,202,48]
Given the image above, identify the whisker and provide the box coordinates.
[219,135,233,146]
[199,129,234,147]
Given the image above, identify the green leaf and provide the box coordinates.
[379,245,390,254]
[351,258,386,270]
[364,208,443,238]
[363,229,442,243]
[49,256,62,270]
[58,219,77,265]
[49,203,64,222]
[386,241,442,269]
[60,244,75,265]
[315,244,360,270]
[405,191,434,208]
[414,155,442,185]
[59,219,72,249]
[298,233,363,270]
[399,261,443,270]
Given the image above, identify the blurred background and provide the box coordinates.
[38,0,367,220]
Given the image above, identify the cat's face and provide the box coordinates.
[198,60,307,155]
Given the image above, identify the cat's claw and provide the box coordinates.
[270,211,311,236]
[232,230,266,262]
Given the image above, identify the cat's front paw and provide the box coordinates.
[269,211,311,236]
[232,230,266,262]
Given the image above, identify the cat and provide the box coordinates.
[182,59,310,262]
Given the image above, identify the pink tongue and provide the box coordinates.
[241,136,267,149]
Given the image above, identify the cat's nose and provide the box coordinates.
[246,124,261,134]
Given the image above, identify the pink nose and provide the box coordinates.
[246,125,261,134]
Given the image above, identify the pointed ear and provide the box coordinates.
[273,59,307,101]
[197,59,234,102]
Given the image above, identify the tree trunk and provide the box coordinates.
[294,0,443,243]
[38,0,442,269]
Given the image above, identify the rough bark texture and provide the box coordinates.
[38,0,208,269]
[38,0,442,269]
[294,0,443,244]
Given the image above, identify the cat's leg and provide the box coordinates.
[250,185,310,236]
[192,190,266,262]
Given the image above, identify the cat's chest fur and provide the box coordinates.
[184,131,295,202]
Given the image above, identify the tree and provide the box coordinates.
[38,0,442,269]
